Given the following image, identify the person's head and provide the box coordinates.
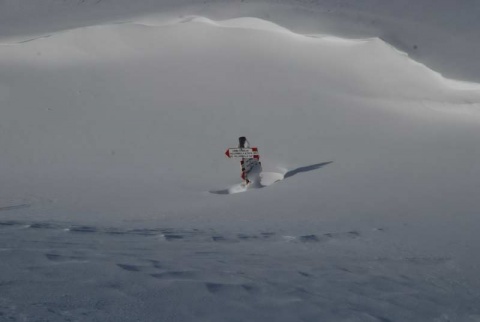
[238,136,247,148]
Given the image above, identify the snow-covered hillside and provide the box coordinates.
[1,1,480,321]
[1,0,480,82]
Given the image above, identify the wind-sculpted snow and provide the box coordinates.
[1,220,479,321]
[1,15,480,225]
[1,0,480,81]
[2,17,480,100]
[1,8,480,322]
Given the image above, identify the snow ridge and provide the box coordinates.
[3,16,480,94]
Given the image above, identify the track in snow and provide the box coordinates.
[210,162,333,195]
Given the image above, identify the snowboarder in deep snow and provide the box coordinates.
[238,136,262,185]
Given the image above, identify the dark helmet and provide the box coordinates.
[238,136,247,147]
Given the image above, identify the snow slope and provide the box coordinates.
[1,2,480,322]
[1,0,480,82]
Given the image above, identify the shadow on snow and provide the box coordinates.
[284,161,333,179]
[210,161,333,195]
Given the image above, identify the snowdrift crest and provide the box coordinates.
[3,15,480,94]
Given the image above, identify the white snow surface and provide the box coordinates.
[1,1,480,321]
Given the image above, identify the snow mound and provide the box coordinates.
[210,171,284,195]
[210,162,332,195]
